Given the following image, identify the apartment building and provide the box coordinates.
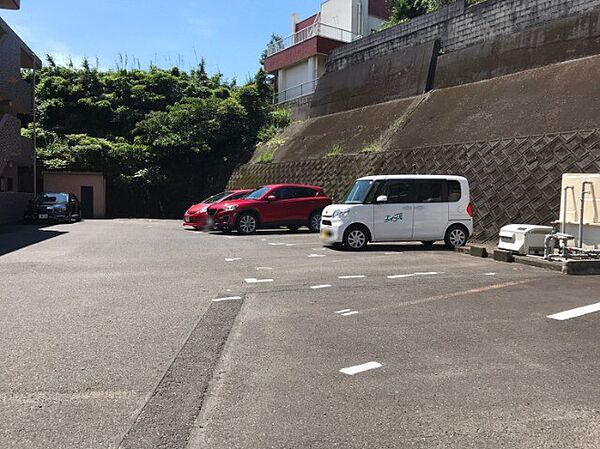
[264,0,390,105]
[0,0,41,224]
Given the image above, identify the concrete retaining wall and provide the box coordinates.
[310,0,600,117]
[327,0,600,71]
[229,128,600,242]
[310,40,439,117]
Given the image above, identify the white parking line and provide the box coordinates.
[341,311,359,316]
[285,244,296,247]
[340,362,382,376]
[308,254,326,258]
[268,243,287,246]
[387,274,415,279]
[486,273,497,276]
[547,302,600,321]
[245,278,274,284]
[225,258,242,262]
[384,252,403,255]
[213,296,242,302]
[335,309,352,314]
[388,272,441,279]
[256,267,273,271]
[338,275,366,279]
[311,284,332,289]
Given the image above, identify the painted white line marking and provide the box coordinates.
[213,296,242,302]
[341,311,359,316]
[308,254,326,258]
[256,267,273,271]
[338,275,366,279]
[268,243,287,246]
[340,362,382,376]
[486,273,496,276]
[335,309,352,314]
[414,272,440,276]
[244,278,274,284]
[311,284,332,289]
[261,239,267,241]
[547,302,600,321]
[384,252,403,255]
[225,258,242,262]
[285,244,296,247]
[387,274,415,279]
[312,248,326,251]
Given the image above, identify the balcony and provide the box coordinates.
[0,0,20,9]
[267,22,362,58]
[274,79,319,104]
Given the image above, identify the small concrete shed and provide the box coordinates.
[43,172,106,219]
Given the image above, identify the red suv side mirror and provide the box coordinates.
[267,195,277,201]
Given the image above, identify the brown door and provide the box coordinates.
[81,186,94,219]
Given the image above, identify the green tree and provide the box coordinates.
[27,60,276,218]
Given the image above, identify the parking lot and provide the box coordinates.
[1,220,599,448]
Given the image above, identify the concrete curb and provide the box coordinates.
[457,245,600,275]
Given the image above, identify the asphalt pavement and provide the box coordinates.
[1,220,599,448]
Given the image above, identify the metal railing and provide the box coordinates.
[273,79,319,104]
[267,22,362,57]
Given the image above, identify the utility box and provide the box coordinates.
[498,224,554,255]
[560,174,600,250]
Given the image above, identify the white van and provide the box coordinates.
[320,175,473,250]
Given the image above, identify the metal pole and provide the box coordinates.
[32,62,37,196]
[561,186,573,234]
[579,182,593,247]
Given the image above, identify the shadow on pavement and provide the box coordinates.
[0,223,67,257]
[328,243,450,253]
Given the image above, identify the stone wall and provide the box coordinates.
[229,128,600,242]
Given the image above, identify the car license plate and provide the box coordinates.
[38,214,48,219]
[320,229,332,240]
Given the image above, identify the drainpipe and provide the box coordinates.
[32,61,37,195]
[579,181,593,247]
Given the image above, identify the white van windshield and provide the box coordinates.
[343,180,374,204]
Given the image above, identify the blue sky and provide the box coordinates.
[2,0,323,81]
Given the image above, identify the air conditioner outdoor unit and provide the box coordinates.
[498,224,554,255]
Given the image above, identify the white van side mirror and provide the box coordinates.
[376,195,388,203]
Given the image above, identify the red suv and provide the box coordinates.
[183,190,251,230]
[208,184,332,234]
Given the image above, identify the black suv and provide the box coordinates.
[27,193,82,223]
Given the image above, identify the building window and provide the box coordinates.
[7,177,14,192]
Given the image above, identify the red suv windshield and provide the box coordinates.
[245,187,270,200]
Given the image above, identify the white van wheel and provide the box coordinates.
[445,225,468,249]
[344,226,369,251]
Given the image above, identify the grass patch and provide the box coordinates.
[255,149,274,164]
[326,143,343,158]
[361,141,381,154]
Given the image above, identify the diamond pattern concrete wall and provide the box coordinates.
[228,129,600,242]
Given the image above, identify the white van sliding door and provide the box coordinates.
[412,180,448,240]
[372,180,415,241]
